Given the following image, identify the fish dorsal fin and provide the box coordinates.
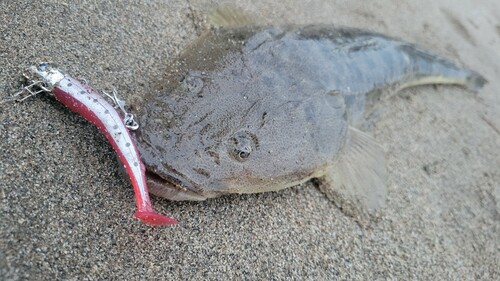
[208,6,261,28]
[319,127,387,223]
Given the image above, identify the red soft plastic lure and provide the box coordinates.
[25,63,177,226]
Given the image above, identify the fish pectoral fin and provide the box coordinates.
[318,126,387,223]
[208,6,262,28]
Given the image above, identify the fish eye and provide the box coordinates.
[227,130,257,162]
[237,149,251,160]
[230,143,252,162]
[180,72,204,96]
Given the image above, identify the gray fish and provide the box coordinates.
[131,15,486,219]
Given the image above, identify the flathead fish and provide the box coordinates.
[132,13,486,219]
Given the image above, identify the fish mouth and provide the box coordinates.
[145,171,208,201]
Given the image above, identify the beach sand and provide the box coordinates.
[1,0,499,279]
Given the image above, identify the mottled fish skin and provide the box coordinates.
[132,25,486,204]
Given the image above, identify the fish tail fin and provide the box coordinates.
[318,127,387,225]
[465,70,488,92]
[397,44,487,92]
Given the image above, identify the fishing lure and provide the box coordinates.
[15,63,177,226]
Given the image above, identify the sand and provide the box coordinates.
[1,0,499,280]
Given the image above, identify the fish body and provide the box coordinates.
[133,24,485,218]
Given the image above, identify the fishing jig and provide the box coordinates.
[13,63,177,226]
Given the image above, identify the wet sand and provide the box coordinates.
[1,0,499,279]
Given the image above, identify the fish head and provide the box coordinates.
[133,27,348,200]
[135,73,347,201]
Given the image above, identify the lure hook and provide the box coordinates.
[102,88,139,131]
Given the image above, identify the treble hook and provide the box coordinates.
[1,74,51,104]
[102,88,139,131]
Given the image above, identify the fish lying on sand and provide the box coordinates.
[131,9,486,220]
